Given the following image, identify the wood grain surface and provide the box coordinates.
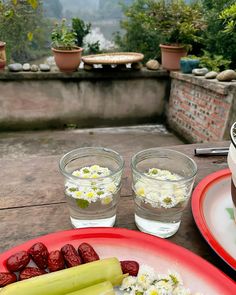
[0,133,233,279]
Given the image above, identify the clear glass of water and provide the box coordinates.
[59,147,124,228]
[131,148,197,238]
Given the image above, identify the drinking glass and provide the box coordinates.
[59,147,124,228]
[131,148,197,238]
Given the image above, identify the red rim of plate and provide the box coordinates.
[0,227,235,292]
[192,168,236,270]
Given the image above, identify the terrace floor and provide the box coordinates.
[0,124,184,160]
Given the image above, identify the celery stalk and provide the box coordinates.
[0,258,123,295]
[66,281,115,295]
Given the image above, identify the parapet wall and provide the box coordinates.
[167,72,236,142]
[0,69,169,131]
[1,68,236,143]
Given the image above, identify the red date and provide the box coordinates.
[48,250,65,272]
[78,243,100,263]
[61,244,82,268]
[6,251,30,272]
[19,267,46,280]
[0,272,17,287]
[28,242,49,269]
[120,260,139,276]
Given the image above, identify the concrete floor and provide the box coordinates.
[0,125,183,160]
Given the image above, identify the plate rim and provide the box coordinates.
[191,168,236,270]
[0,227,235,292]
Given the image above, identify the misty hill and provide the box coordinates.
[58,0,133,21]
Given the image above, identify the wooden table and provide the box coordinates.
[0,139,234,279]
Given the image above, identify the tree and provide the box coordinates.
[72,18,91,47]
[0,0,49,62]
[202,0,236,67]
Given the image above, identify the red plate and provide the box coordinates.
[192,169,236,270]
[0,228,234,293]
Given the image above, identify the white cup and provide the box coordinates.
[227,123,236,222]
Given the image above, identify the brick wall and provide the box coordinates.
[168,72,236,143]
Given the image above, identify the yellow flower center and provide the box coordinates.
[137,187,145,197]
[75,191,82,197]
[86,192,95,198]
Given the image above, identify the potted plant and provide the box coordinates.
[180,56,200,74]
[148,0,205,70]
[0,41,6,70]
[51,19,83,72]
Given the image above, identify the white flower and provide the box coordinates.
[173,285,191,295]
[72,170,81,177]
[160,195,178,208]
[101,195,112,205]
[65,165,118,204]
[167,271,183,286]
[74,190,83,199]
[145,285,160,295]
[157,273,170,282]
[154,280,173,295]
[136,265,156,290]
[106,182,117,193]
[120,276,137,291]
[138,265,156,281]
[84,191,97,202]
[120,265,201,295]
[137,273,153,290]
[134,182,146,197]
[90,165,100,172]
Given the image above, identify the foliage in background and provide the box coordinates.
[199,50,231,72]
[219,2,236,34]
[72,17,101,54]
[114,0,163,61]
[116,0,236,67]
[51,17,101,54]
[142,0,205,48]
[201,0,236,68]
[115,0,205,61]
[0,0,50,62]
[86,41,101,54]
[72,18,91,47]
[51,19,77,50]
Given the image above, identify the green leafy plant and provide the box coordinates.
[86,41,101,54]
[146,0,206,50]
[51,19,77,50]
[199,50,231,72]
[0,0,49,62]
[115,0,164,62]
[115,0,205,61]
[72,18,91,47]
[181,55,199,60]
[219,3,236,33]
[201,0,235,68]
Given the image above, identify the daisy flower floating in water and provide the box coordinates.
[120,265,203,295]
[134,168,189,209]
[65,165,119,208]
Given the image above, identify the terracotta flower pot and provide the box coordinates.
[0,42,6,71]
[52,47,83,72]
[160,44,187,71]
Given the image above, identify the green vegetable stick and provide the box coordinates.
[0,258,123,295]
[66,281,115,295]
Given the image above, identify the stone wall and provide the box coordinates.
[167,72,236,142]
[0,69,169,131]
